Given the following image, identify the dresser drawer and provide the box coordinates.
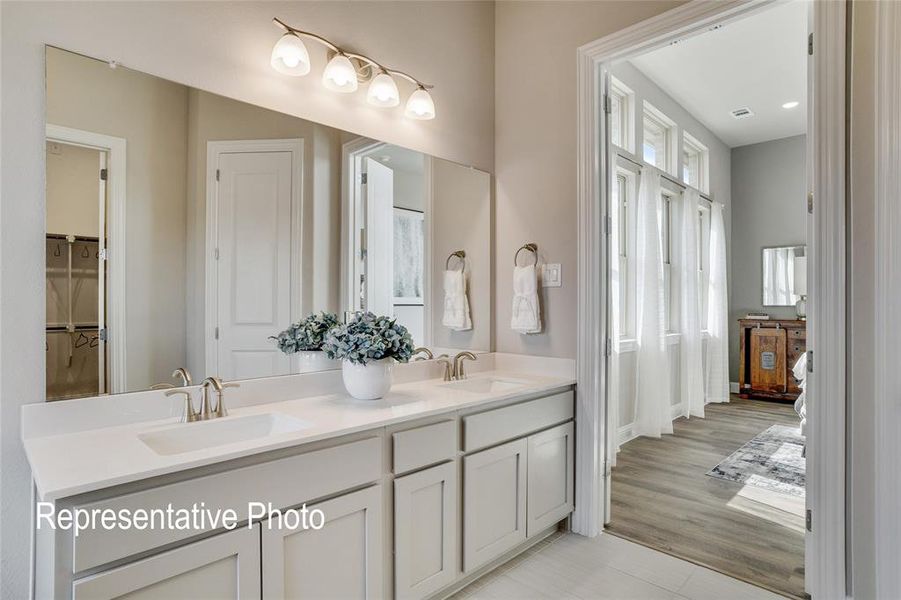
[463,390,574,452]
[393,420,456,474]
[72,437,382,573]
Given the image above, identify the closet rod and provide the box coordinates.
[46,233,100,243]
[46,324,99,332]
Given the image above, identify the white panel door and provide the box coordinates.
[363,157,394,317]
[526,421,575,536]
[463,438,528,573]
[72,526,260,600]
[394,462,458,599]
[261,485,383,599]
[217,151,293,380]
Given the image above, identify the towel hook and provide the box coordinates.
[81,245,90,258]
[514,243,538,267]
[445,249,466,270]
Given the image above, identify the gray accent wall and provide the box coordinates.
[728,134,807,381]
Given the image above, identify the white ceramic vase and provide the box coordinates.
[341,357,395,400]
[293,350,338,374]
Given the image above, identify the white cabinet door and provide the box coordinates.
[394,462,457,599]
[261,485,383,599]
[526,422,575,536]
[463,438,527,573]
[72,526,260,600]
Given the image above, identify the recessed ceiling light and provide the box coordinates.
[782,101,800,109]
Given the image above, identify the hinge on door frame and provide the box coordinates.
[603,94,612,115]
[361,172,368,185]
[605,337,612,357]
[808,191,814,214]
[98,328,108,342]
[214,247,220,260]
[98,248,108,261]
[604,214,612,235]
[603,459,612,477]
[214,326,220,340]
[807,350,813,373]
[806,509,813,532]
[215,169,220,182]
[100,168,108,181]
[808,32,814,56]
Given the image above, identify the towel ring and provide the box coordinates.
[514,243,538,267]
[446,250,466,270]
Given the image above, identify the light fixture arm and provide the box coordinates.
[273,17,434,90]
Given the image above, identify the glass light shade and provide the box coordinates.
[270,33,311,76]
[404,88,436,120]
[367,73,400,107]
[322,54,358,92]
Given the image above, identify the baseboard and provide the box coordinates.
[617,423,638,446]
[730,381,740,394]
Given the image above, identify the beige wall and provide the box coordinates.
[430,159,493,352]
[47,47,189,391]
[494,1,686,358]
[45,142,101,237]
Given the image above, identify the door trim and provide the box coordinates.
[204,139,304,377]
[45,124,127,394]
[575,2,847,598]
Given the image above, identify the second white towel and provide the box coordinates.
[511,264,541,334]
[442,269,472,331]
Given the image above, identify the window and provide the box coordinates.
[613,168,636,339]
[609,77,634,152]
[661,192,677,333]
[643,102,676,175]
[697,204,711,331]
[682,132,709,193]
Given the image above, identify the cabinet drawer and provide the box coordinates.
[72,437,381,573]
[463,390,573,452]
[393,420,456,475]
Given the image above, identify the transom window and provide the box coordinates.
[643,102,676,175]
[682,131,710,193]
[609,77,634,152]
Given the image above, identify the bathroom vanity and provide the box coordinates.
[24,357,575,599]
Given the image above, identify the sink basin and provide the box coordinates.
[139,413,311,456]
[441,377,530,394]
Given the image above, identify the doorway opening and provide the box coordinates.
[590,2,831,599]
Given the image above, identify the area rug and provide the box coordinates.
[706,424,805,497]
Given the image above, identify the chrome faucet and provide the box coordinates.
[412,347,434,361]
[435,355,453,381]
[165,387,199,423]
[201,376,239,419]
[452,351,477,380]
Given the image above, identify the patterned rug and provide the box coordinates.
[707,424,806,497]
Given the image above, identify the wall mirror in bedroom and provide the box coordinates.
[761,245,806,307]
[44,46,491,401]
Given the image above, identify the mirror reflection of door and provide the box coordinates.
[209,143,300,381]
[45,139,108,400]
[354,146,427,347]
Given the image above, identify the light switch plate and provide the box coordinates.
[541,263,562,287]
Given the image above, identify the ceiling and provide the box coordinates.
[629,1,808,148]
[364,144,424,174]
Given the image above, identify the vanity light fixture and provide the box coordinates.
[271,17,435,119]
[782,101,800,109]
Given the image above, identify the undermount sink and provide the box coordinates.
[138,413,311,456]
[441,377,530,394]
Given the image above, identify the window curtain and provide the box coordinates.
[705,202,730,404]
[608,173,624,465]
[632,167,673,437]
[679,189,705,418]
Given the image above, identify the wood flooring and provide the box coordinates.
[608,397,805,599]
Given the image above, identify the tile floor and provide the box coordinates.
[450,532,786,600]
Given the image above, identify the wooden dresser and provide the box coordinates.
[737,319,806,402]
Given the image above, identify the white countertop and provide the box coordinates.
[24,368,574,501]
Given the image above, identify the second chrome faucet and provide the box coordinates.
[437,351,478,381]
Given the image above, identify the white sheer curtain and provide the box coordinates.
[633,167,672,437]
[679,189,705,418]
[705,202,730,404]
[608,172,624,465]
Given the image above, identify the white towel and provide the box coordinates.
[511,264,541,334]
[442,270,472,331]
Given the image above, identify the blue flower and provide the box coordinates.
[321,311,415,365]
